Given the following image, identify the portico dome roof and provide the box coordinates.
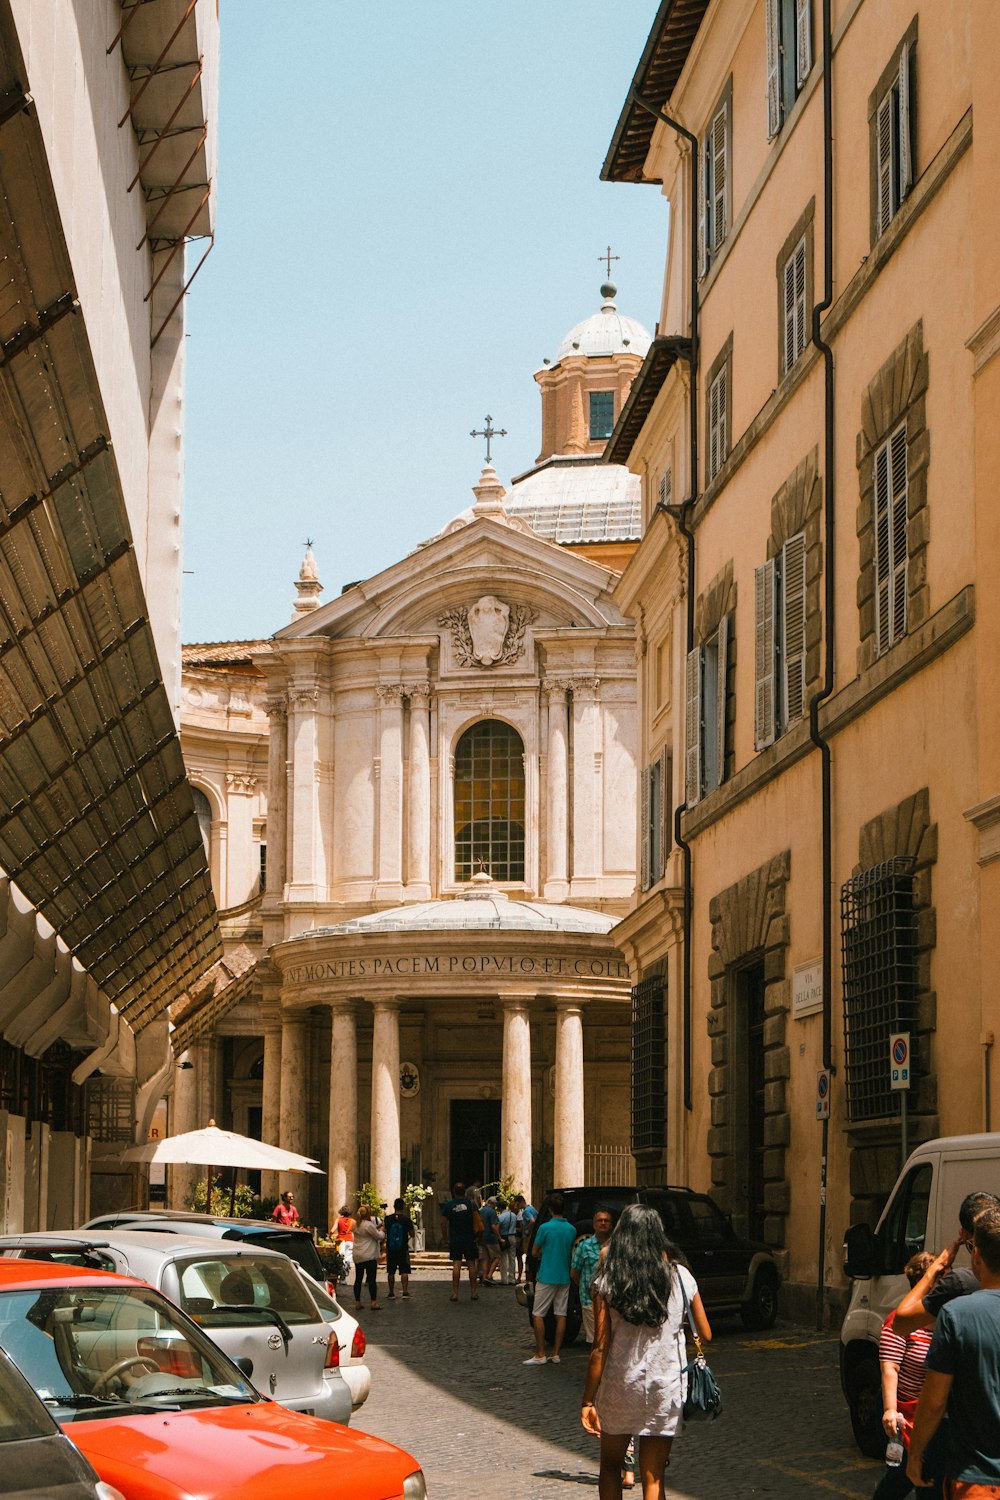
[285,884,616,940]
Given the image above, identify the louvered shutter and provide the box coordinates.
[755,559,777,750]
[783,254,798,376]
[708,364,728,479]
[658,468,672,508]
[712,103,728,251]
[795,0,813,88]
[890,426,908,643]
[715,612,730,787]
[794,239,806,362]
[685,648,702,805]
[781,534,807,723]
[898,42,912,198]
[874,437,891,653]
[639,765,651,890]
[875,92,894,236]
[697,144,708,279]
[657,743,671,877]
[765,0,782,138]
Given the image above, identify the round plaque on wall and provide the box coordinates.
[400,1061,420,1097]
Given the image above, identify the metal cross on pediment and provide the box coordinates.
[470,414,507,464]
[599,245,620,279]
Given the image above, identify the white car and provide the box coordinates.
[301,1272,371,1411]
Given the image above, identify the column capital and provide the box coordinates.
[544,679,570,703]
[328,997,361,1018]
[368,994,404,1012]
[554,997,586,1016]
[404,680,432,700]
[568,675,601,700]
[288,684,320,707]
[260,1000,283,1033]
[376,682,405,703]
[265,694,287,723]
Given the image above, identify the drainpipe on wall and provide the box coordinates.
[631,89,700,1116]
[808,0,837,1332]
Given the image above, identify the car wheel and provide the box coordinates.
[739,1271,779,1329]
[847,1353,885,1459]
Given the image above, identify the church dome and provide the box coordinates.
[286,884,616,939]
[553,281,652,364]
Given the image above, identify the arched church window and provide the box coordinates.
[454,721,525,882]
[191,786,212,857]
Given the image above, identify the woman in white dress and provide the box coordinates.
[581,1204,712,1499]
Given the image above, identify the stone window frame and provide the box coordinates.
[775,200,815,383]
[846,789,937,1227]
[856,322,930,674]
[867,17,917,247]
[767,448,824,710]
[705,334,733,488]
[693,561,737,789]
[707,851,791,1254]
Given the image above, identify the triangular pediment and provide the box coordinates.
[276,516,630,643]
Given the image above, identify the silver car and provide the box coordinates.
[0,1232,351,1426]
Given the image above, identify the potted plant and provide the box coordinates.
[402,1183,432,1251]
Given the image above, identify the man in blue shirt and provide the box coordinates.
[571,1208,613,1345]
[524,1193,578,1365]
[440,1181,481,1302]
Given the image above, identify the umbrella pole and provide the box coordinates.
[206,1163,212,1212]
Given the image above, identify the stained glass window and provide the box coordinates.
[454,720,526,882]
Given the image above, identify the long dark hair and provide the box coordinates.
[591,1203,676,1327]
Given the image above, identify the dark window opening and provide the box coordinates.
[631,974,666,1153]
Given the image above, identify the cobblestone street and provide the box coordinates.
[351,1266,883,1498]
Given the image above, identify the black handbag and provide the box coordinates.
[679,1277,723,1422]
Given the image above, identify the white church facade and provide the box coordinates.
[172,284,653,1227]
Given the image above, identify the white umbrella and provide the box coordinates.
[122,1124,323,1174]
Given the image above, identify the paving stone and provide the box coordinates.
[347,1266,884,1498]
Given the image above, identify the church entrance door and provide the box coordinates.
[450,1099,501,1188]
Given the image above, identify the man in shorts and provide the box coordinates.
[909,1205,1000,1497]
[384,1197,414,1299]
[440,1181,480,1302]
[524,1192,577,1365]
[572,1209,613,1344]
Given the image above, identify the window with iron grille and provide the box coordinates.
[589,390,615,440]
[631,974,666,1152]
[841,858,917,1121]
[454,720,526,882]
[874,423,908,655]
[84,1076,137,1143]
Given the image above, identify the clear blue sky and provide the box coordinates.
[182,2,669,644]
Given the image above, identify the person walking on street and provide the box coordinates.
[581,1203,712,1500]
[440,1181,481,1302]
[908,1204,1000,1497]
[385,1197,415,1299]
[334,1204,355,1272]
[573,1210,614,1345]
[480,1195,502,1284]
[524,1192,577,1365]
[514,1196,526,1283]
[498,1198,518,1285]
[352,1204,384,1311]
[272,1190,299,1226]
[873,1251,940,1499]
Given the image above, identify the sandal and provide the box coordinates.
[450,1293,458,1302]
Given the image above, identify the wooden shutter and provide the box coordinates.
[765,0,782,138]
[890,426,908,643]
[697,144,708,279]
[708,363,728,480]
[783,237,807,375]
[874,436,891,653]
[684,648,702,805]
[657,743,672,877]
[781,534,807,723]
[898,42,912,198]
[754,559,777,750]
[715,612,730,787]
[711,102,728,252]
[795,0,813,88]
[639,764,651,890]
[875,91,894,236]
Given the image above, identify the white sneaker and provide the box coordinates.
[548,1354,561,1364]
[522,1355,547,1365]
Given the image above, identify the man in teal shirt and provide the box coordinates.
[571,1208,613,1345]
[524,1193,578,1365]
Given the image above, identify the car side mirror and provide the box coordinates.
[843,1222,878,1279]
[234,1356,254,1377]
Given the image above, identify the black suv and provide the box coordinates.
[521,1185,781,1344]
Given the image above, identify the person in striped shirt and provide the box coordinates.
[874,1250,940,1499]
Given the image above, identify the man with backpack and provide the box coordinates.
[384,1197,415,1299]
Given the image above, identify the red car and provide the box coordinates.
[0,1260,426,1499]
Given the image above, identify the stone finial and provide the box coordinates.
[471,463,508,519]
[292,543,323,620]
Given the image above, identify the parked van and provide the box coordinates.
[840,1132,1000,1455]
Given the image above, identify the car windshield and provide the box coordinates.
[174,1254,320,1327]
[0,1284,259,1422]
[223,1230,325,1281]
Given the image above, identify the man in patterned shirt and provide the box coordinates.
[571,1209,613,1345]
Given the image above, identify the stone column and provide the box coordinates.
[406,684,432,896]
[545,683,569,897]
[569,677,601,888]
[287,683,322,899]
[226,771,259,905]
[553,1001,585,1185]
[376,685,404,898]
[260,1003,283,1201]
[328,1002,358,1226]
[501,997,532,1203]
[279,1013,309,1159]
[370,998,401,1204]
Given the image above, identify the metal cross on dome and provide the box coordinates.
[470,415,507,464]
[599,245,620,278]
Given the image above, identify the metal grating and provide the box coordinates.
[84,1075,136,1143]
[841,858,917,1122]
[631,973,666,1151]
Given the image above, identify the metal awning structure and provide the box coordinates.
[111,0,218,344]
[601,0,712,184]
[170,948,258,1057]
[0,17,221,1033]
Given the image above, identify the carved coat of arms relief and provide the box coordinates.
[439,596,538,669]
